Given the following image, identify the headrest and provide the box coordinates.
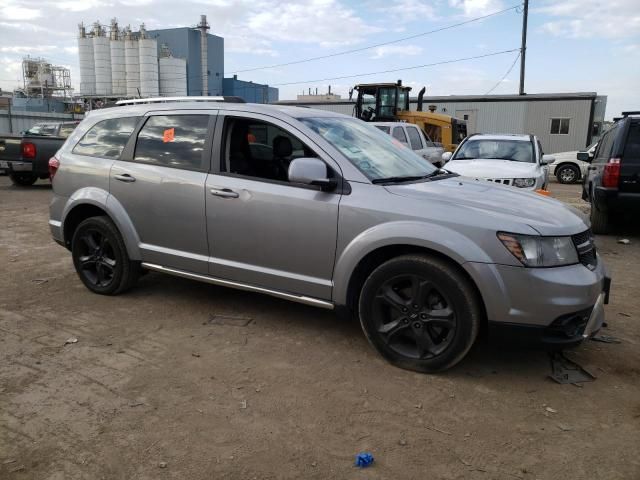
[273,135,293,157]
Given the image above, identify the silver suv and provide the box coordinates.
[49,99,610,373]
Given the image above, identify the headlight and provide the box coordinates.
[497,232,578,267]
[513,178,536,188]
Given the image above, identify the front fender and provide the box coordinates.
[332,221,493,306]
[61,187,142,260]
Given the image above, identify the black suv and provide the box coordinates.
[582,112,640,233]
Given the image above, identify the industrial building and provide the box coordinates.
[75,15,278,105]
[278,92,607,153]
[222,75,278,103]
[147,17,223,96]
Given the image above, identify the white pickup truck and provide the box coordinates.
[372,122,445,167]
[548,142,597,184]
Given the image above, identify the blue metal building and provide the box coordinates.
[147,27,224,96]
[222,75,278,104]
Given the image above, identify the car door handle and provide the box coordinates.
[210,187,239,198]
[114,173,136,183]
[588,166,597,171]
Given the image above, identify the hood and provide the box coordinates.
[385,177,588,236]
[446,159,538,178]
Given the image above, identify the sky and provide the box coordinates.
[0,0,639,119]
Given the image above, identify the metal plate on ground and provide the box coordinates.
[549,352,596,384]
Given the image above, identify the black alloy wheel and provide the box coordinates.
[359,254,481,373]
[75,229,117,288]
[373,274,456,360]
[71,216,139,295]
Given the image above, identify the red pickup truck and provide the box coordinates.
[0,121,78,186]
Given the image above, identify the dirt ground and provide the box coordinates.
[1,176,639,480]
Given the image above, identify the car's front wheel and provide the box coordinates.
[71,216,140,295]
[556,164,580,184]
[358,254,481,373]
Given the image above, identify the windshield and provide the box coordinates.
[453,139,533,163]
[299,117,436,182]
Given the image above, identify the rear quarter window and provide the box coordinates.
[623,122,640,164]
[72,117,139,159]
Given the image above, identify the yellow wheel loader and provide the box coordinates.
[352,81,467,152]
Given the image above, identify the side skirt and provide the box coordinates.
[141,262,335,310]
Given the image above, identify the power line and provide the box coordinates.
[229,3,523,75]
[484,51,521,95]
[271,48,520,87]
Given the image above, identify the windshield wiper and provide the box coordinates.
[371,175,428,184]
[372,170,455,184]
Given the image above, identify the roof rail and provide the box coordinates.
[115,96,246,106]
[621,111,640,117]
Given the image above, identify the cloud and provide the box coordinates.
[246,0,381,47]
[55,0,112,12]
[376,0,439,23]
[537,0,640,39]
[0,45,58,53]
[1,4,41,20]
[449,0,504,17]
[371,44,423,59]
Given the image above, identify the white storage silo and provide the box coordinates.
[124,28,140,97]
[138,25,158,97]
[93,23,112,96]
[159,56,187,97]
[109,19,126,96]
[78,24,96,95]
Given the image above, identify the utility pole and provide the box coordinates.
[519,0,529,95]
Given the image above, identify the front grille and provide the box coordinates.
[486,178,512,185]
[572,229,597,270]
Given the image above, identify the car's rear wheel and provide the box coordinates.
[556,164,580,184]
[9,172,37,186]
[71,216,139,295]
[358,254,481,373]
[590,203,611,234]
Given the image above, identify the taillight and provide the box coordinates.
[21,141,36,159]
[48,156,60,180]
[602,158,621,188]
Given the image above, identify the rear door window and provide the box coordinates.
[134,115,210,171]
[406,126,423,150]
[73,117,139,159]
[623,122,640,164]
[392,126,408,144]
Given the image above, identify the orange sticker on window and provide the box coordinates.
[163,128,175,143]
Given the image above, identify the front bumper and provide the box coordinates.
[464,257,610,347]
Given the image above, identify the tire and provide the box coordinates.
[589,202,611,235]
[9,172,37,186]
[71,216,140,295]
[358,254,481,373]
[555,164,580,184]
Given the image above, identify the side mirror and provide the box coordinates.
[441,151,453,163]
[576,151,591,162]
[541,154,555,165]
[288,157,336,190]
